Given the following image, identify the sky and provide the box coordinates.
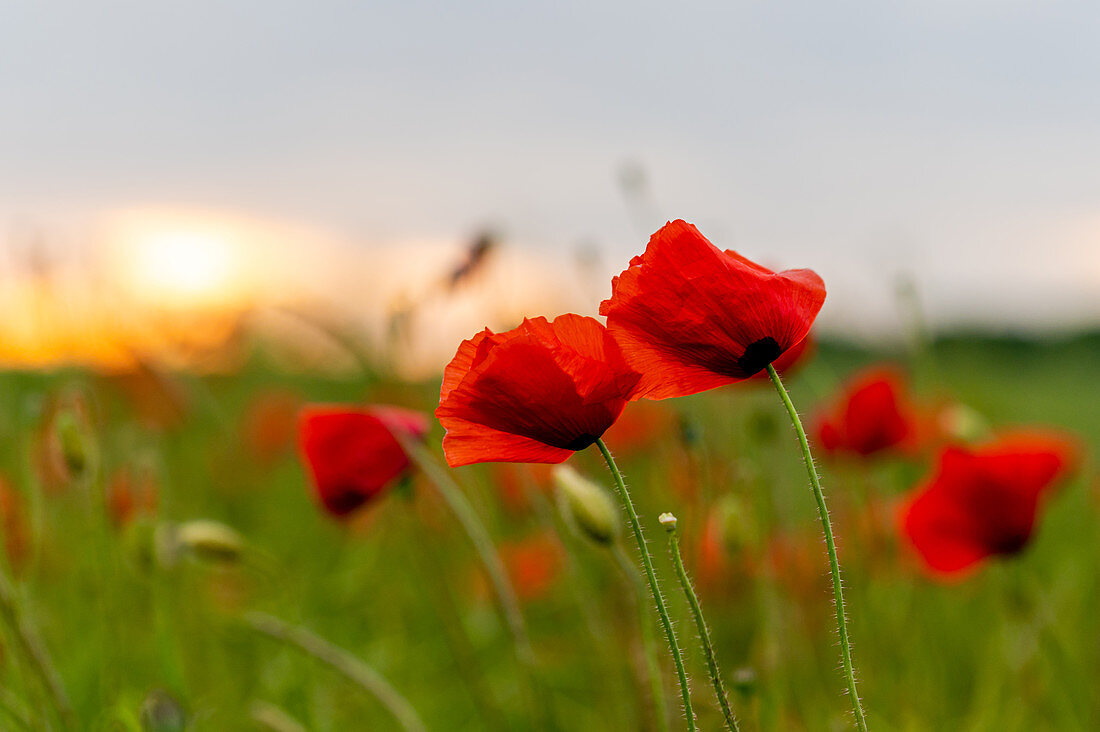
[3,1,1100,336]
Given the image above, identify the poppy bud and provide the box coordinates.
[552,465,619,546]
[658,512,677,530]
[140,689,186,732]
[159,520,246,566]
[731,667,758,697]
[714,494,756,554]
[937,403,990,444]
[54,411,92,480]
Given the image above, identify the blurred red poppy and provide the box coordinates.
[242,389,303,465]
[106,466,160,528]
[491,463,554,515]
[901,432,1077,576]
[815,367,915,457]
[436,314,641,467]
[298,406,430,518]
[0,478,29,573]
[500,533,563,601]
[600,220,825,400]
[600,400,675,455]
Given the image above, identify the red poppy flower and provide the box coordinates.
[436,314,641,467]
[298,406,430,518]
[901,432,1077,576]
[600,400,675,455]
[106,467,159,528]
[500,533,563,601]
[600,220,825,400]
[815,367,914,457]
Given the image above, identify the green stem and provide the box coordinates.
[406,512,510,731]
[400,439,536,668]
[245,612,427,732]
[765,364,868,731]
[0,567,75,729]
[663,517,740,732]
[612,544,670,732]
[397,437,549,725]
[596,438,695,731]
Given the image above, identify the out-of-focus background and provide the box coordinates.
[4,2,1100,375]
[3,4,1100,731]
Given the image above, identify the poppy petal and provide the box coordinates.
[436,315,640,466]
[602,220,825,400]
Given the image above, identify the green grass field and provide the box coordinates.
[0,333,1096,730]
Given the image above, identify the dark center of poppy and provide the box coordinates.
[989,530,1030,556]
[564,433,599,451]
[737,337,782,376]
[325,487,368,516]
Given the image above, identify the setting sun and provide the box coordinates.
[129,230,237,305]
[105,212,250,311]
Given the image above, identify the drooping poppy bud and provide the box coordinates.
[140,689,187,732]
[159,520,246,566]
[552,465,620,546]
[54,410,92,480]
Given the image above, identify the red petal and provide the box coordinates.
[602,220,825,400]
[900,433,1076,577]
[298,405,423,518]
[437,315,639,466]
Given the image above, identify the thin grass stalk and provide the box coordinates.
[0,566,74,728]
[245,612,426,732]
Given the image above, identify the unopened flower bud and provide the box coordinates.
[171,520,246,565]
[731,666,758,697]
[54,411,92,479]
[938,403,991,443]
[658,512,677,530]
[553,465,619,546]
[714,494,756,554]
[140,689,186,732]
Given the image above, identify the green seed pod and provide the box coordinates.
[553,465,620,546]
[714,493,757,555]
[939,403,991,443]
[731,666,758,698]
[174,520,246,565]
[140,689,186,732]
[54,410,91,479]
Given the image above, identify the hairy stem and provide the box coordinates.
[663,516,740,732]
[612,544,670,732]
[766,364,868,731]
[596,438,696,731]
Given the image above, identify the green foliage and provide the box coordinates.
[0,335,1095,730]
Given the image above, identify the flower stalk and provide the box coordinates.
[660,513,740,732]
[611,543,670,732]
[595,438,696,731]
[245,612,426,732]
[765,364,868,731]
[396,435,550,725]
